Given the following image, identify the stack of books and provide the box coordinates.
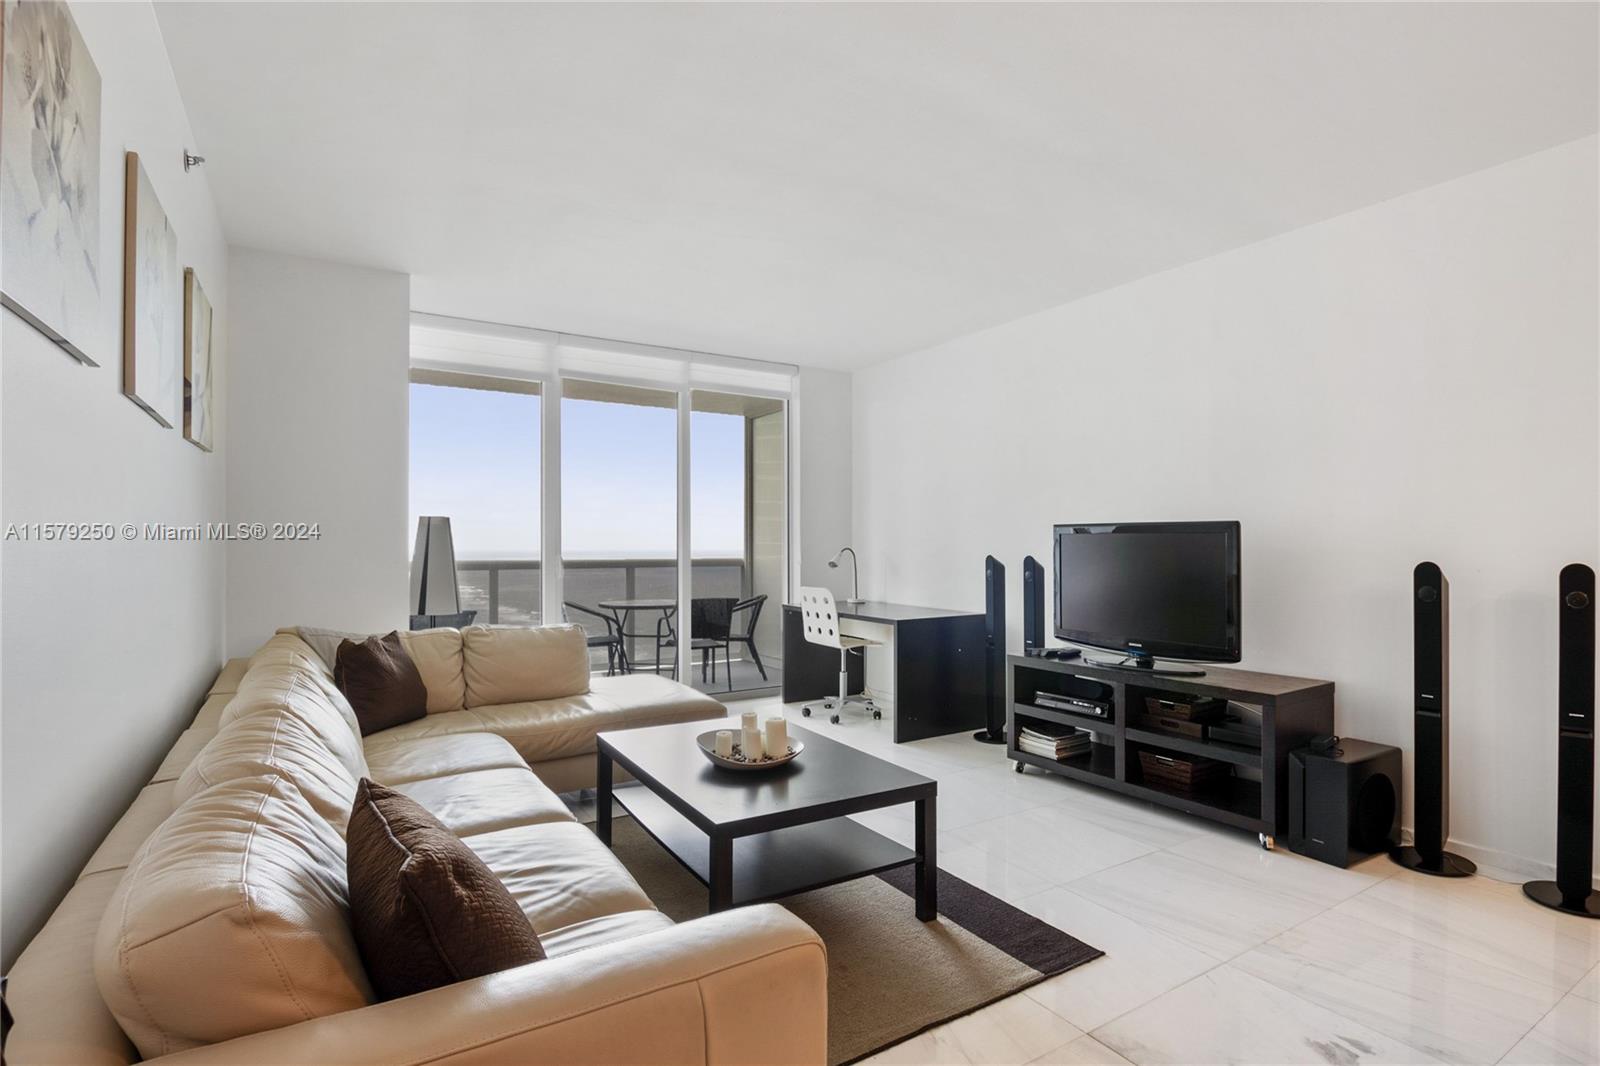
[1016,723,1092,761]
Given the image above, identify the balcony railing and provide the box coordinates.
[455,557,746,665]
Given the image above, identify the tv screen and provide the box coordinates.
[1054,522,1241,663]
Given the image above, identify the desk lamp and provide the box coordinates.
[829,547,865,605]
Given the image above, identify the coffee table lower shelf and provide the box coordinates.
[615,785,919,908]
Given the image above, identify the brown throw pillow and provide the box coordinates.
[346,778,544,1000]
[334,632,427,736]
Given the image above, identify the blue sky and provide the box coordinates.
[409,384,745,560]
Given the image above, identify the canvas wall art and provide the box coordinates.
[183,267,213,450]
[0,0,104,365]
[123,151,179,427]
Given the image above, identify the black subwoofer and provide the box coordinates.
[1289,739,1401,868]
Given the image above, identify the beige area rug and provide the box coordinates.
[598,816,1102,1064]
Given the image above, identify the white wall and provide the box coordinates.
[224,249,409,655]
[854,137,1599,879]
[0,1,229,966]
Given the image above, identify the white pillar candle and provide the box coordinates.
[765,716,788,758]
[714,730,734,758]
[741,725,764,760]
[741,710,758,733]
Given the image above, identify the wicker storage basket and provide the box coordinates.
[1138,749,1230,791]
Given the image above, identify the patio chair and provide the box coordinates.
[563,601,627,675]
[725,595,769,685]
[659,598,734,686]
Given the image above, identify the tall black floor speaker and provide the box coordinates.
[1391,561,1476,877]
[1023,556,1045,653]
[975,555,1008,744]
[1524,563,1600,918]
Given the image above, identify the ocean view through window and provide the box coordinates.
[409,378,543,623]
[408,378,765,688]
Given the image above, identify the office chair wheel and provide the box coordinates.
[1014,761,1025,773]
[830,714,841,724]
[872,709,882,720]
[801,706,811,717]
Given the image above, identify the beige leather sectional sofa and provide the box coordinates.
[6,625,828,1065]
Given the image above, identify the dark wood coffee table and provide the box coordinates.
[596,719,938,919]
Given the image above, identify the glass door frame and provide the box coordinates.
[538,370,791,691]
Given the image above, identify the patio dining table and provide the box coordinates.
[597,598,677,673]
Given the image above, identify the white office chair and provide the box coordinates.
[797,586,881,724]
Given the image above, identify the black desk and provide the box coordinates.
[781,600,986,742]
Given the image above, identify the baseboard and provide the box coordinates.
[1399,826,1600,890]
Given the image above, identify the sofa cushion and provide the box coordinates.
[207,657,251,697]
[347,779,545,1001]
[335,632,428,736]
[80,781,178,879]
[289,627,466,715]
[176,709,362,829]
[465,694,604,763]
[463,624,590,708]
[363,731,527,785]
[465,821,656,934]
[191,692,231,731]
[391,767,573,837]
[6,870,137,1066]
[289,626,364,671]
[538,909,676,958]
[221,669,369,781]
[247,631,332,677]
[471,673,723,764]
[149,727,218,784]
[94,774,371,1059]
[226,658,367,754]
[359,709,487,752]
[521,751,618,794]
[400,628,467,714]
[588,672,726,724]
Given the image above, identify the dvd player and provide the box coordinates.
[1033,692,1111,718]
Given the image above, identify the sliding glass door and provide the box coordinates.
[408,318,790,699]
[560,379,678,675]
[688,390,785,697]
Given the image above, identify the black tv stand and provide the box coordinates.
[1082,653,1207,678]
[1008,655,1334,846]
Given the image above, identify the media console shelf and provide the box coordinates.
[1008,655,1333,846]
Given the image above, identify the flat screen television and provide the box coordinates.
[1054,521,1241,672]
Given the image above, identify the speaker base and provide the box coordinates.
[972,730,1008,745]
[1521,881,1600,919]
[1389,845,1477,877]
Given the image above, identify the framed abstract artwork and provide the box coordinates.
[0,0,104,365]
[123,151,180,427]
[183,267,213,451]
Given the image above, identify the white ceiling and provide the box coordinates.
[154,2,1597,370]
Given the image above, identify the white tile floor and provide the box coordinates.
[731,696,1600,1066]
